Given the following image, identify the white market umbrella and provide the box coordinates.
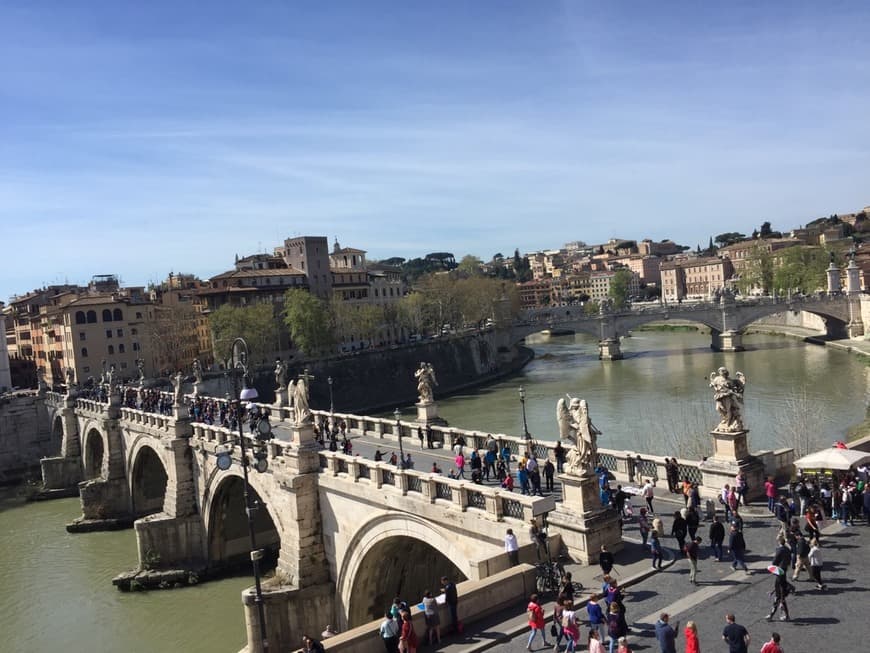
[793,447,870,471]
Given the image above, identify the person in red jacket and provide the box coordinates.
[399,611,418,653]
[684,621,700,653]
[525,593,550,650]
[759,632,783,653]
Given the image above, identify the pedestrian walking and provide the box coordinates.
[765,572,793,622]
[683,621,700,653]
[765,476,777,513]
[685,505,700,540]
[654,613,679,653]
[398,611,418,653]
[671,511,687,556]
[686,536,701,585]
[455,452,466,479]
[544,459,555,492]
[709,515,725,561]
[599,544,614,577]
[728,524,748,572]
[649,531,663,570]
[792,531,810,580]
[588,630,606,653]
[808,538,827,590]
[638,508,650,548]
[606,602,623,653]
[417,426,425,450]
[505,528,520,567]
[721,613,749,653]
[759,632,784,653]
[421,590,441,645]
[585,595,605,643]
[642,479,655,514]
[561,599,581,653]
[379,613,400,653]
[526,593,551,650]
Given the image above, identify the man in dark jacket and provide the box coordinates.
[709,515,725,561]
[771,536,790,572]
[655,612,679,653]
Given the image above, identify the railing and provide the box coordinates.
[318,451,552,522]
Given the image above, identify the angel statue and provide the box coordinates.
[415,362,437,404]
[192,359,203,385]
[274,358,287,390]
[556,395,601,475]
[172,370,184,407]
[708,367,746,432]
[290,369,313,425]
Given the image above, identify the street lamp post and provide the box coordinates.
[519,386,529,438]
[394,408,405,469]
[229,338,269,653]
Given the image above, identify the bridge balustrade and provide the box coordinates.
[118,407,173,431]
[318,451,548,523]
[45,391,64,406]
[75,397,106,413]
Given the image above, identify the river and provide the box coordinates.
[2,330,867,652]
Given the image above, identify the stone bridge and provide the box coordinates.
[40,390,606,653]
[513,294,864,359]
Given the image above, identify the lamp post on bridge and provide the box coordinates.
[227,337,270,653]
[394,407,405,469]
[519,386,529,438]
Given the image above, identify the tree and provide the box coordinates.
[773,246,830,294]
[330,300,384,347]
[397,292,427,335]
[512,248,532,282]
[583,300,600,316]
[457,254,483,276]
[760,221,773,238]
[735,244,774,295]
[609,269,633,309]
[209,303,281,366]
[282,289,335,357]
[714,232,747,248]
[380,257,406,267]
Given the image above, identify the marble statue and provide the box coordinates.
[136,358,145,384]
[292,369,313,424]
[274,358,287,390]
[192,359,203,384]
[99,360,108,386]
[64,367,75,390]
[36,369,47,394]
[172,370,184,407]
[708,366,746,432]
[556,395,601,474]
[106,364,117,396]
[415,362,437,404]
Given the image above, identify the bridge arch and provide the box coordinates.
[128,442,168,518]
[82,427,105,479]
[338,513,471,627]
[734,307,847,338]
[203,471,282,574]
[49,414,64,456]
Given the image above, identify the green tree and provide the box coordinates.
[209,303,280,365]
[773,246,830,294]
[583,300,600,316]
[714,232,747,248]
[609,269,633,308]
[457,254,483,276]
[282,289,335,356]
[397,292,427,335]
[735,244,774,295]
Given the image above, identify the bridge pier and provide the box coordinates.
[597,338,623,360]
[699,429,765,503]
[240,421,334,653]
[711,329,744,352]
[68,404,133,532]
[40,394,84,497]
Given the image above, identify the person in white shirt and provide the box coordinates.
[642,479,655,514]
[505,528,520,566]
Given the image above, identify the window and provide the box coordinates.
[86,310,97,323]
[106,330,112,338]
[136,312,142,319]
[81,347,88,357]
[132,342,140,351]
[116,328,123,337]
[108,345,114,355]
[131,328,137,336]
[113,308,123,321]
[118,344,125,353]
[79,332,86,341]
[83,366,90,373]
[102,309,113,322]
[75,311,86,324]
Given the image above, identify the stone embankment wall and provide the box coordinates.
[749,310,826,333]
[0,393,53,484]
[198,332,527,414]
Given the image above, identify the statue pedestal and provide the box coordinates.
[712,330,745,352]
[415,401,448,427]
[699,429,765,502]
[547,471,622,565]
[285,421,319,474]
[273,389,287,409]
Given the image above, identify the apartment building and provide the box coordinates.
[660,257,734,302]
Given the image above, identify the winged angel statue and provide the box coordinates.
[708,367,746,432]
[556,395,601,475]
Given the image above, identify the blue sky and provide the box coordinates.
[2,1,869,302]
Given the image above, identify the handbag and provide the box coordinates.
[550,624,558,637]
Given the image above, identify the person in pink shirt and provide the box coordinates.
[454,452,465,479]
